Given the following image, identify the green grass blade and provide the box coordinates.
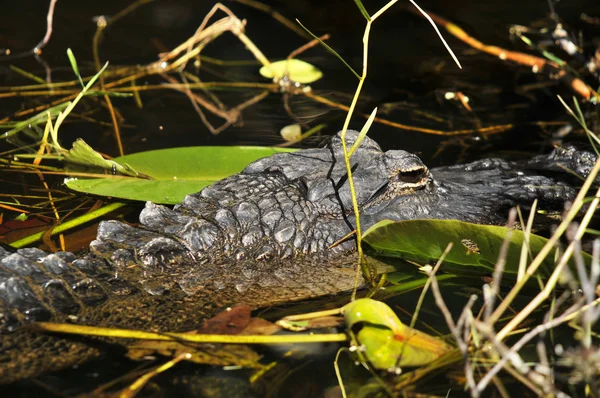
[353,0,371,20]
[34,322,348,344]
[86,90,134,97]
[296,19,360,80]
[67,48,85,88]
[9,201,127,248]
[349,107,377,157]
[557,95,600,155]
[572,96,600,155]
[1,102,70,140]
[53,60,109,140]
[9,65,46,84]
[519,34,565,66]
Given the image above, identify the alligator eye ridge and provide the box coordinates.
[397,168,426,184]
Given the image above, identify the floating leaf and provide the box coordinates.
[65,146,296,204]
[259,59,323,83]
[363,219,592,276]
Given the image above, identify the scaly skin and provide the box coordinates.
[0,131,595,383]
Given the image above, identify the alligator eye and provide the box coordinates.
[397,168,426,184]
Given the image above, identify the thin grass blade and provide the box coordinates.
[353,0,371,20]
[557,95,600,154]
[349,107,377,157]
[409,0,461,69]
[296,19,360,80]
[1,102,70,140]
[53,61,109,137]
[67,48,85,88]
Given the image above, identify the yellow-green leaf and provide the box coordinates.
[64,139,139,177]
[344,299,451,369]
[259,59,323,84]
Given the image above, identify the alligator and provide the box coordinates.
[0,130,596,384]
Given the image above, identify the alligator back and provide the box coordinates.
[0,244,358,383]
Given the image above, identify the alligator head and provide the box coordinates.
[86,133,425,276]
[94,130,592,267]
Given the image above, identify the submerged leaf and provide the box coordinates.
[127,339,263,368]
[197,304,252,335]
[259,59,323,83]
[125,306,261,368]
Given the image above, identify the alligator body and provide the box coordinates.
[0,131,596,383]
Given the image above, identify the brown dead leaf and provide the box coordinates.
[196,304,252,335]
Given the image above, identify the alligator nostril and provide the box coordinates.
[397,168,426,184]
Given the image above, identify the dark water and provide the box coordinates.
[1,0,599,396]
[1,0,597,160]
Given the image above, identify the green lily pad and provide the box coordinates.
[363,219,588,276]
[65,146,295,204]
[259,59,323,83]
